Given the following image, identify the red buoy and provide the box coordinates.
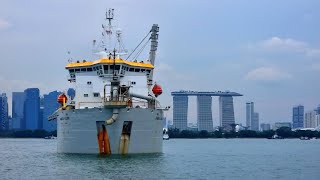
[152,83,162,97]
[57,93,68,106]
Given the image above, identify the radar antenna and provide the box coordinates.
[104,8,114,53]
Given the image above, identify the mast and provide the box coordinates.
[148,24,159,86]
[105,8,114,53]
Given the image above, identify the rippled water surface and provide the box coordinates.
[1,138,320,179]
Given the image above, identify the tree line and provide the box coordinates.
[168,127,320,139]
[0,129,57,138]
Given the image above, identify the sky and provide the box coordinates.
[0,0,319,126]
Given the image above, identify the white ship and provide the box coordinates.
[49,9,169,154]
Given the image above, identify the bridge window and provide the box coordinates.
[115,65,120,70]
[69,69,75,73]
[129,68,134,72]
[84,94,89,97]
[93,93,99,97]
[134,68,140,72]
[81,68,86,72]
[141,69,145,72]
[87,68,93,71]
[110,65,120,71]
[103,65,109,74]
[75,69,80,72]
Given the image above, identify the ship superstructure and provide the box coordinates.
[50,9,168,154]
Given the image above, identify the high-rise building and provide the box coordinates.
[260,123,271,131]
[304,110,317,128]
[251,112,259,131]
[172,91,243,131]
[197,96,213,132]
[173,95,188,131]
[24,88,40,130]
[0,93,9,130]
[292,105,304,129]
[315,114,320,128]
[246,102,254,130]
[315,105,320,114]
[39,107,44,129]
[219,96,235,129]
[8,116,12,130]
[12,92,25,129]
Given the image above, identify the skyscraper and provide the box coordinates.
[316,105,320,114]
[304,110,317,128]
[173,95,188,131]
[292,105,304,129]
[43,91,60,131]
[246,102,254,130]
[252,112,259,131]
[197,96,213,132]
[12,92,25,129]
[24,88,40,130]
[0,93,9,130]
[219,96,235,129]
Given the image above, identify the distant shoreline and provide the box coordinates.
[0,129,56,139]
[168,128,320,139]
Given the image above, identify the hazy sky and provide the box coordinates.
[0,0,319,126]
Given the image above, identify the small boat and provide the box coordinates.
[268,134,283,139]
[163,133,169,140]
[163,128,169,140]
[300,137,310,140]
[44,135,57,139]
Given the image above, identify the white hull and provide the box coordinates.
[57,108,164,154]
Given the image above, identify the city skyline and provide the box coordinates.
[0,88,66,131]
[0,0,319,126]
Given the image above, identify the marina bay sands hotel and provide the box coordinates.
[171,91,243,132]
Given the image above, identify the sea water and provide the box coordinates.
[1,138,319,179]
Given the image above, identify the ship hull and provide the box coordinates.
[57,108,164,154]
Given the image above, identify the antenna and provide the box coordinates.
[103,8,115,53]
[106,8,114,27]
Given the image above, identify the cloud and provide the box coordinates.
[260,37,307,52]
[249,37,320,59]
[0,18,11,29]
[245,67,292,81]
[155,62,195,81]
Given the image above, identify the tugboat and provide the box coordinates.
[49,9,169,154]
[163,128,169,140]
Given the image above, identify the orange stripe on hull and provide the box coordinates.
[103,128,111,154]
[97,125,111,155]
